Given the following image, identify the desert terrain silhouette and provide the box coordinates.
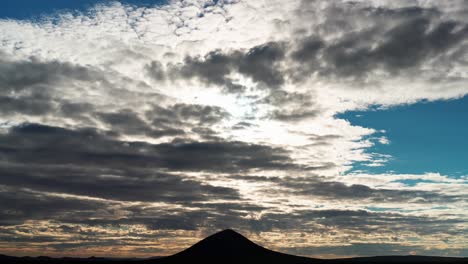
[1,229,466,264]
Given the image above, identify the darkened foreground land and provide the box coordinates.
[1,229,466,264]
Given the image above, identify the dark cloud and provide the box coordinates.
[306,134,342,146]
[283,243,468,258]
[0,90,228,138]
[232,121,255,130]
[291,4,468,80]
[151,140,294,172]
[0,55,106,119]
[0,56,99,93]
[0,94,54,116]
[228,174,281,183]
[55,201,269,233]
[147,103,229,125]
[0,185,262,234]
[0,186,107,226]
[0,126,301,240]
[291,36,325,63]
[172,51,238,91]
[147,3,468,94]
[0,120,300,232]
[146,61,165,80]
[59,102,95,117]
[140,202,267,232]
[259,90,320,121]
[190,126,221,140]
[154,42,286,92]
[0,122,297,210]
[233,175,461,204]
[256,208,465,237]
[236,42,286,88]
[95,109,183,138]
[0,165,239,203]
[0,123,293,172]
[174,103,229,124]
[140,103,229,138]
[282,176,462,203]
[0,120,293,203]
[270,108,320,121]
[260,90,314,106]
[322,18,468,76]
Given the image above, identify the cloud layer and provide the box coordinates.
[0,0,467,258]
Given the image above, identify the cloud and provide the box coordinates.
[147,103,229,126]
[281,176,462,203]
[283,243,468,258]
[97,110,157,136]
[270,108,320,122]
[285,1,468,100]
[160,41,286,92]
[253,208,467,240]
[0,94,54,116]
[1,122,293,171]
[0,164,239,203]
[0,186,107,226]
[0,56,98,93]
[290,14,468,80]
[0,56,102,117]
[0,123,295,204]
[259,90,321,121]
[232,174,464,204]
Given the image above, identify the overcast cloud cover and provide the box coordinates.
[0,0,467,258]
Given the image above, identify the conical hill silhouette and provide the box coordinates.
[157,229,314,263]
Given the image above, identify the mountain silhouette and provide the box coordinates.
[155,229,315,263]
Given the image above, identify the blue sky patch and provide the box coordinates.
[1,0,167,20]
[338,96,468,177]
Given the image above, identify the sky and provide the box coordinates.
[339,97,468,176]
[0,0,467,259]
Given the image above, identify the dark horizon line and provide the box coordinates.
[1,253,467,260]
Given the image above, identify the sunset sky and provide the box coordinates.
[0,0,467,259]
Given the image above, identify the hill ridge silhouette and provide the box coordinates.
[0,230,467,263]
[160,228,313,263]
